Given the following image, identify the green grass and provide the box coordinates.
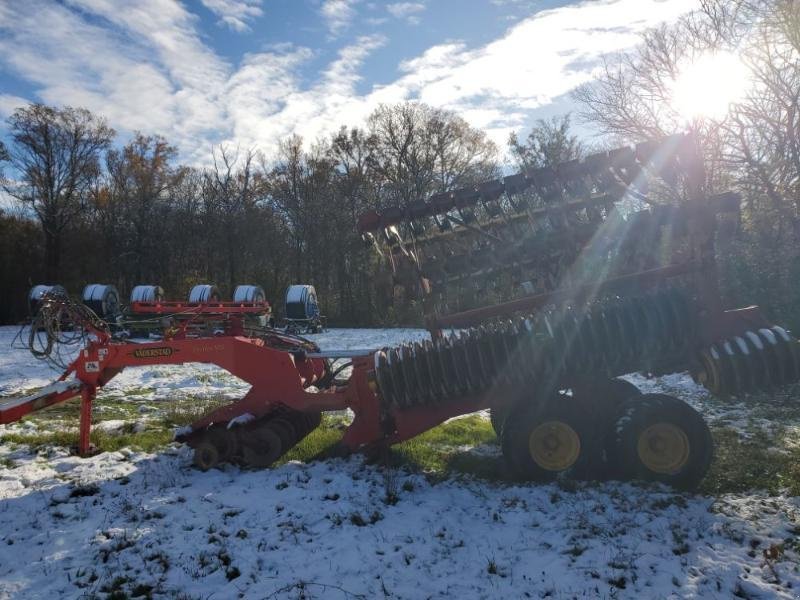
[1,427,174,454]
[0,393,230,454]
[700,427,800,496]
[6,386,800,496]
[274,415,502,480]
[389,416,502,479]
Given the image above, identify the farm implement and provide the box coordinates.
[2,133,799,489]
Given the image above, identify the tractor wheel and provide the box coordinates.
[607,393,713,489]
[193,441,220,471]
[572,378,641,417]
[240,425,283,468]
[571,378,642,478]
[502,392,595,481]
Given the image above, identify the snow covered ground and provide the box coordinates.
[1,325,800,598]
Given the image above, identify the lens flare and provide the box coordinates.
[670,52,749,121]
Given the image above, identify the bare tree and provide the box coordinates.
[203,145,268,292]
[367,103,498,207]
[508,115,584,169]
[100,133,186,287]
[2,104,114,279]
[572,0,800,327]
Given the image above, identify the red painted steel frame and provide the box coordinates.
[130,301,271,315]
[0,332,487,458]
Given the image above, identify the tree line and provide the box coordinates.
[1,0,797,331]
[0,103,499,325]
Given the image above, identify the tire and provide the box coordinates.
[501,392,596,481]
[572,378,641,417]
[607,393,713,490]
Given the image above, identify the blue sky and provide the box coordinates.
[0,0,696,165]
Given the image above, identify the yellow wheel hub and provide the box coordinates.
[637,423,690,475]
[528,420,581,471]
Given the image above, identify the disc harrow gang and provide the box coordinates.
[191,409,323,471]
[374,289,800,411]
[697,326,800,396]
[374,288,697,409]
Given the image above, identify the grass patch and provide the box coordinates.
[700,427,800,496]
[277,416,346,465]
[388,416,502,479]
[9,382,800,495]
[1,428,174,454]
[160,397,230,428]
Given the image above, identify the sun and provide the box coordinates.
[670,51,749,121]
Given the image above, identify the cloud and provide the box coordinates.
[0,95,29,121]
[320,0,359,37]
[200,0,263,32]
[224,35,386,151]
[382,0,697,145]
[0,0,229,163]
[0,0,696,162]
[386,2,425,24]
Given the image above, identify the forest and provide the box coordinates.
[0,0,797,330]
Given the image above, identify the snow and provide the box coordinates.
[1,326,800,597]
[0,448,798,598]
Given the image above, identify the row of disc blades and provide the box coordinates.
[698,326,800,396]
[373,288,695,409]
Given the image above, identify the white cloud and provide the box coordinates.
[0,95,29,120]
[0,0,696,162]
[320,0,359,37]
[386,2,425,24]
[200,0,263,32]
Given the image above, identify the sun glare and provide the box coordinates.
[670,52,749,121]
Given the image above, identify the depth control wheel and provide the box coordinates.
[607,393,713,489]
[502,393,595,481]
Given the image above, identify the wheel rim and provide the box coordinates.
[636,423,690,475]
[528,420,581,471]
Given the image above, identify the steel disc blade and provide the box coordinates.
[374,350,396,407]
[757,328,787,386]
[387,347,407,408]
[399,344,421,407]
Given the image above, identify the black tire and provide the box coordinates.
[572,378,641,416]
[571,378,643,478]
[607,393,713,490]
[501,393,596,481]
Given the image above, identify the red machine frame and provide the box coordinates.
[0,302,477,457]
